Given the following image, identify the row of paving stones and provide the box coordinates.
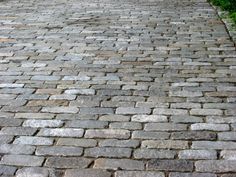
[0,0,236,176]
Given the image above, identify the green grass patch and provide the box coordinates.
[230,12,236,23]
[209,0,236,23]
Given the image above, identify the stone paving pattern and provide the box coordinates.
[0,0,236,176]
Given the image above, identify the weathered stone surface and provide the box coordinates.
[99,115,130,122]
[99,139,139,148]
[169,173,217,177]
[65,89,95,95]
[57,138,97,147]
[144,123,187,131]
[0,135,13,144]
[115,171,165,177]
[153,108,188,115]
[23,120,63,128]
[171,131,216,140]
[1,0,236,175]
[94,158,145,170]
[0,155,44,167]
[142,140,189,149]
[147,160,194,172]
[109,122,142,130]
[85,129,130,139]
[0,144,35,155]
[14,113,54,119]
[132,115,167,122]
[65,120,108,129]
[80,108,114,115]
[45,157,92,168]
[191,123,229,131]
[14,136,54,145]
[0,127,37,136]
[218,132,236,141]
[220,150,236,160]
[38,128,84,137]
[36,146,83,156]
[192,141,236,150]
[16,167,49,177]
[64,169,111,177]
[134,149,176,159]
[195,160,236,172]
[41,107,79,113]
[179,150,217,160]
[132,131,170,140]
[116,107,151,114]
[190,109,223,116]
[0,165,17,175]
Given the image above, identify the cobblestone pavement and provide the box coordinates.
[0,0,236,176]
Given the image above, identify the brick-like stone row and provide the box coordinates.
[0,0,236,176]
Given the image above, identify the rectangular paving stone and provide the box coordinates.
[57,138,97,147]
[147,160,194,172]
[153,108,188,115]
[14,113,54,119]
[41,107,79,113]
[0,165,17,175]
[171,131,216,140]
[0,155,44,167]
[65,89,95,95]
[62,75,90,81]
[85,147,132,158]
[27,100,68,107]
[171,103,201,109]
[144,123,187,131]
[0,144,35,155]
[0,127,37,136]
[220,150,236,160]
[45,157,92,168]
[218,132,236,141]
[134,149,176,159]
[109,122,142,130]
[80,108,114,115]
[0,135,13,144]
[99,115,130,122]
[0,118,22,127]
[170,116,203,123]
[191,123,229,131]
[0,84,24,88]
[50,94,76,100]
[15,167,49,177]
[132,131,170,140]
[192,141,236,150]
[13,136,54,145]
[23,120,63,128]
[99,139,139,148]
[115,171,165,177]
[142,140,189,149]
[190,109,223,116]
[169,173,217,177]
[65,120,108,129]
[38,128,84,137]
[85,129,130,139]
[169,90,203,97]
[94,158,145,170]
[179,150,217,160]
[195,160,236,172]
[131,115,167,122]
[31,75,60,81]
[64,169,111,177]
[36,146,83,156]
[116,107,151,114]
